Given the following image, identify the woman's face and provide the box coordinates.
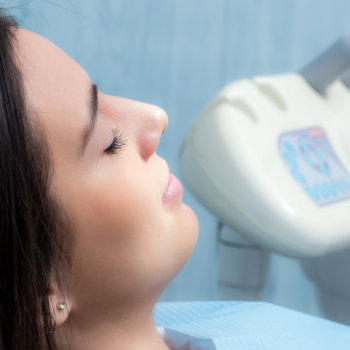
[16,29,198,322]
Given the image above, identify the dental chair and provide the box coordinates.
[154,35,350,349]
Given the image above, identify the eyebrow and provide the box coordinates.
[81,82,98,153]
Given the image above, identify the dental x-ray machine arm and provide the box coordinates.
[180,35,350,259]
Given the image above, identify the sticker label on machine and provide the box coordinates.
[278,127,350,206]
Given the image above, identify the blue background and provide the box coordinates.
[11,0,350,318]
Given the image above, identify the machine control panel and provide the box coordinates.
[279,127,350,206]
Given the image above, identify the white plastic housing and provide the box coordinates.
[179,73,350,258]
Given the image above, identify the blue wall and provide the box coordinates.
[12,0,350,317]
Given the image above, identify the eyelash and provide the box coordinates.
[104,128,127,156]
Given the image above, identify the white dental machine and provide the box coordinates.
[179,35,350,324]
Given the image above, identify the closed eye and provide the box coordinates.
[104,128,127,156]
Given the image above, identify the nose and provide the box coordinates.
[135,104,168,161]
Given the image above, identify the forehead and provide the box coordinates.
[14,29,91,162]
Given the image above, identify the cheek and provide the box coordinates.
[72,165,165,246]
[66,162,172,271]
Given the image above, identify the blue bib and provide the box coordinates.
[154,301,350,349]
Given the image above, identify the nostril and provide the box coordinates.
[139,131,161,161]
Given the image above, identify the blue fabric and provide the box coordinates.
[154,301,350,349]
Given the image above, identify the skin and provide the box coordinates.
[14,28,199,350]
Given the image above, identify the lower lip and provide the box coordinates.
[162,173,183,206]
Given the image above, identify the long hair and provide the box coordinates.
[0,9,72,350]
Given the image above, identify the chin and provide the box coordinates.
[177,203,199,266]
[153,203,199,298]
[183,203,199,241]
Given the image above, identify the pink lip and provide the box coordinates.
[162,173,183,206]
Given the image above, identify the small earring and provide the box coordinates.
[49,313,56,335]
[57,301,66,311]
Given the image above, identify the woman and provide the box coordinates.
[0,9,198,350]
[4,7,350,350]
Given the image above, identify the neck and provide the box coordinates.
[56,301,170,350]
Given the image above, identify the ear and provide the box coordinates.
[48,287,71,327]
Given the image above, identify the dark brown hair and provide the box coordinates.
[0,9,72,350]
